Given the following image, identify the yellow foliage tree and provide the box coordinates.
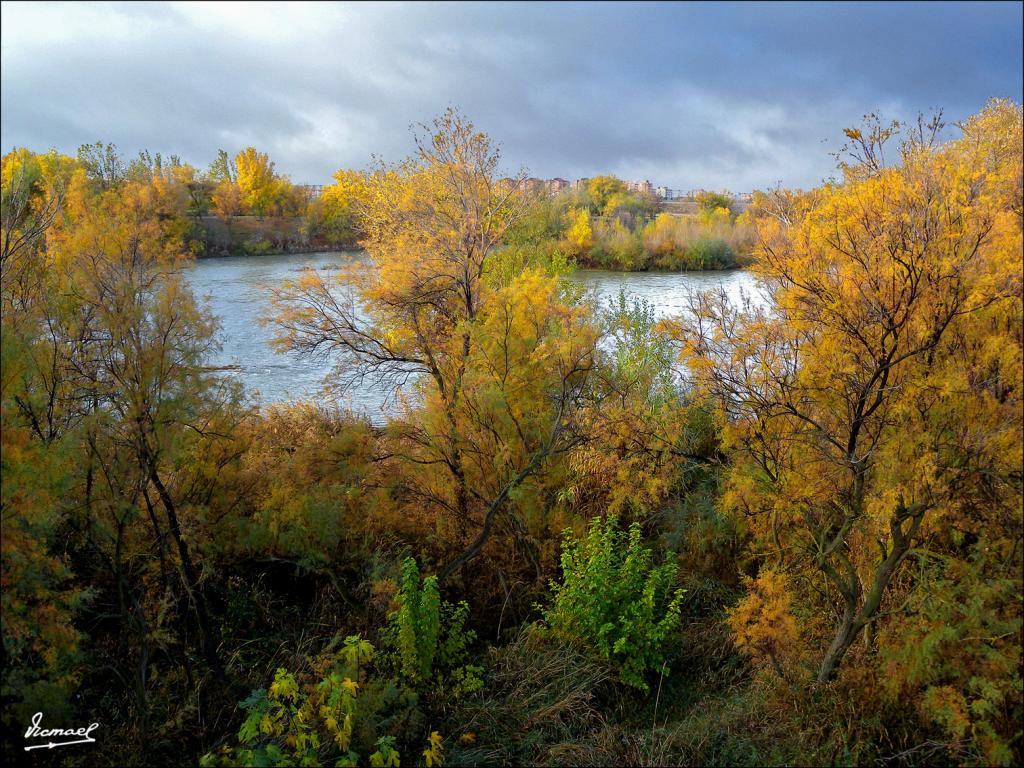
[311,168,369,244]
[272,109,599,584]
[211,180,243,218]
[587,175,626,214]
[3,148,238,736]
[234,146,277,216]
[674,98,1023,684]
[562,207,592,256]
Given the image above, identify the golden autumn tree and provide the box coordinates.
[562,207,593,257]
[3,149,242,747]
[2,149,64,269]
[306,168,368,246]
[211,179,244,218]
[695,190,734,215]
[272,109,598,584]
[586,175,627,215]
[0,148,87,729]
[234,146,279,216]
[58,179,234,677]
[673,99,1023,691]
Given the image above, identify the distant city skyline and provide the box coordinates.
[2,1,1021,190]
[507,176,753,200]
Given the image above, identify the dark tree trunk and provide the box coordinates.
[148,463,225,682]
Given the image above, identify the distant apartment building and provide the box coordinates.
[573,177,590,191]
[625,179,654,195]
[656,186,687,200]
[511,177,545,193]
[497,177,575,195]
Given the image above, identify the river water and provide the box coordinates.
[183,251,760,416]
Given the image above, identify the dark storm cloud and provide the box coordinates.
[2,1,1021,190]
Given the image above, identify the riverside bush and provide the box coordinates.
[543,516,684,691]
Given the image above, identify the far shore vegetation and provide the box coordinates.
[46,142,757,268]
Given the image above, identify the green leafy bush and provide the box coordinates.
[680,237,735,269]
[201,634,445,768]
[543,516,684,691]
[385,558,483,697]
[392,557,441,683]
[202,636,396,767]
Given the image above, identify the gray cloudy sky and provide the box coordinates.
[2,1,1021,190]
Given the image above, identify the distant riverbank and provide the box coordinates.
[191,215,357,258]
[192,232,749,272]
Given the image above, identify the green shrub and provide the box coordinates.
[240,234,272,255]
[393,557,441,683]
[385,557,483,697]
[681,237,736,269]
[200,636,438,767]
[543,516,684,691]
